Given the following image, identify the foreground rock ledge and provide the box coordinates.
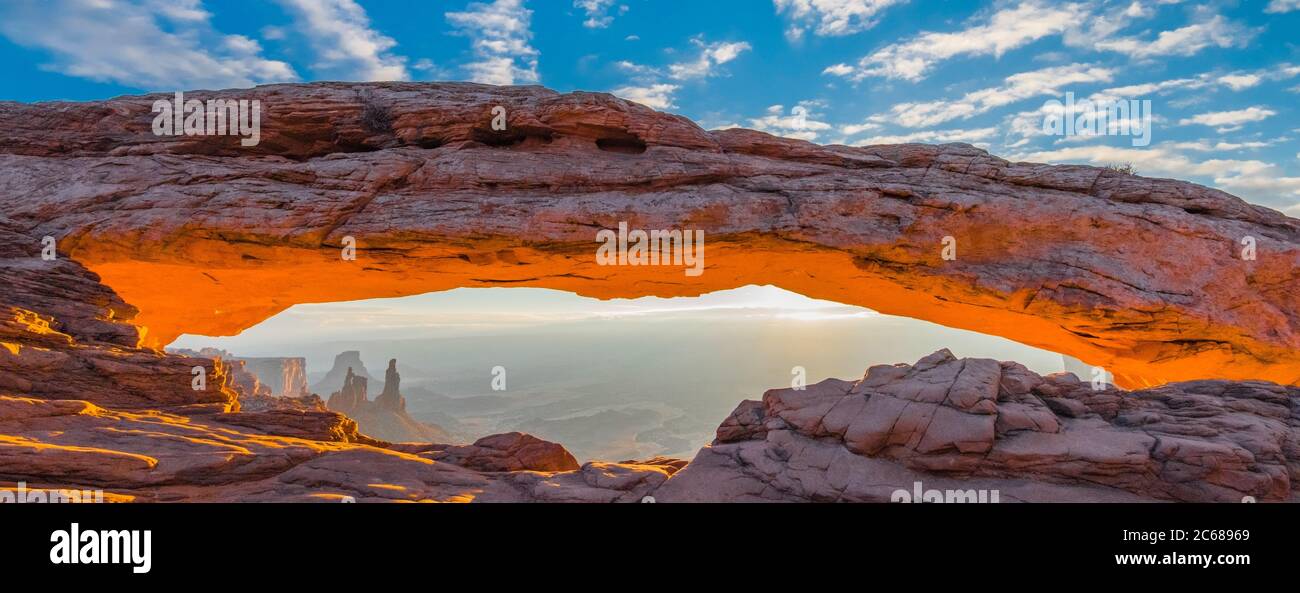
[656,350,1300,503]
[1,82,1298,387]
[2,350,1297,502]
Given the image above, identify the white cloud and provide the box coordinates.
[1000,69,1278,147]
[864,63,1113,128]
[1216,175,1300,205]
[611,36,751,109]
[1166,139,1279,152]
[145,0,209,22]
[829,3,1253,83]
[1084,63,1300,103]
[447,0,539,85]
[841,121,882,135]
[278,0,409,81]
[1092,15,1250,59]
[848,126,999,147]
[612,83,679,109]
[823,63,854,76]
[1219,74,1262,91]
[773,0,905,38]
[1179,107,1276,131]
[1093,75,1216,100]
[835,1,1084,82]
[574,0,621,29]
[1266,0,1300,13]
[747,102,833,141]
[0,0,296,89]
[668,39,752,80]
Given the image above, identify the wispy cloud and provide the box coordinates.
[1179,106,1276,132]
[1092,15,1252,59]
[827,2,1252,83]
[1219,74,1262,91]
[857,63,1113,128]
[611,36,751,109]
[0,0,296,90]
[278,0,409,81]
[611,83,679,109]
[846,126,999,147]
[447,0,539,85]
[773,0,905,40]
[574,0,624,29]
[1166,139,1281,152]
[668,38,753,80]
[829,1,1083,82]
[1265,0,1300,14]
[747,101,833,141]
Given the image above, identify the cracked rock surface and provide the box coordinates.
[655,350,1300,502]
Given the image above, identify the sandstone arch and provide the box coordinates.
[2,82,1298,389]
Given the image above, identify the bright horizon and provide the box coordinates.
[170,285,1070,378]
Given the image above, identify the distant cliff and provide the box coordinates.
[240,357,308,397]
[169,347,307,397]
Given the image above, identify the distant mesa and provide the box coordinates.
[324,354,449,443]
[312,350,382,396]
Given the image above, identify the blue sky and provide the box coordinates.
[2,0,1298,216]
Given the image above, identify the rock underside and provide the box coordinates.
[1,82,1298,502]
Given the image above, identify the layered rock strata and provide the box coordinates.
[1,83,1296,387]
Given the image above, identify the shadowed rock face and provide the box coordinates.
[1,82,1297,387]
[655,350,1300,502]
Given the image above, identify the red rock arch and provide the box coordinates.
[2,83,1298,389]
